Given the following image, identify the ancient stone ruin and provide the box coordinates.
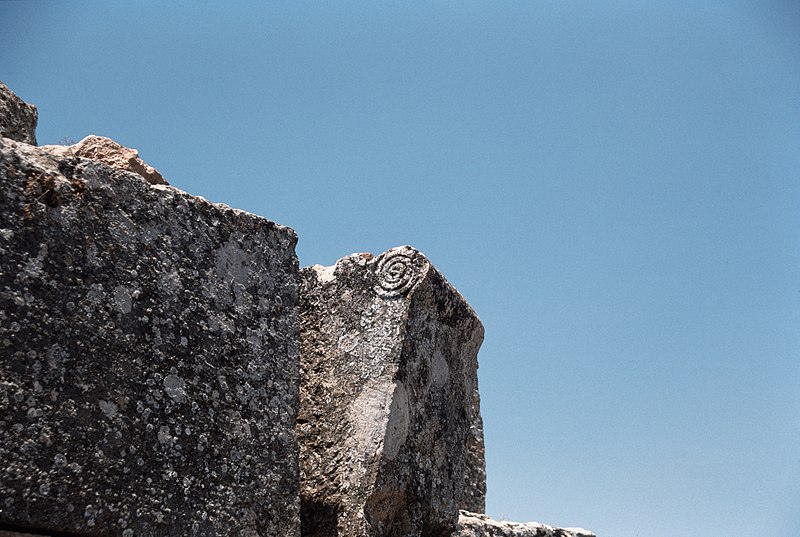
[0,82,594,537]
[299,247,484,536]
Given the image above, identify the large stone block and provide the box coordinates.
[298,246,485,537]
[0,138,300,536]
[456,511,596,537]
[0,82,38,145]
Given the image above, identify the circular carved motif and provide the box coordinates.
[373,248,425,297]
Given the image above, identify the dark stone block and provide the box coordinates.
[0,139,300,536]
[0,82,37,145]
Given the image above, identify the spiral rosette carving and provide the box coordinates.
[372,247,427,298]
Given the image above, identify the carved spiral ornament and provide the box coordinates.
[372,247,426,297]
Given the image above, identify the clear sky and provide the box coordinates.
[2,2,799,536]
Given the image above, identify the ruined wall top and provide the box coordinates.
[0,80,594,537]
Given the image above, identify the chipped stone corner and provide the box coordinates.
[40,134,169,185]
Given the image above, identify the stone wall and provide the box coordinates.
[0,81,594,537]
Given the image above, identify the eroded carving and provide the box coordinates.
[371,246,428,297]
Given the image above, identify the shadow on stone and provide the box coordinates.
[363,487,410,537]
[0,522,86,537]
[301,499,340,537]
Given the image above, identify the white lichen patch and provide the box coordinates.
[99,400,118,418]
[21,244,47,280]
[163,374,186,403]
[383,381,410,460]
[214,236,255,287]
[113,285,133,314]
[431,348,450,388]
[347,379,395,467]
[157,425,174,445]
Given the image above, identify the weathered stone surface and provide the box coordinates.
[456,512,596,537]
[41,135,168,185]
[0,81,38,145]
[298,246,485,537]
[462,388,487,514]
[0,138,300,536]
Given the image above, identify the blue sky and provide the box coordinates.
[2,2,799,536]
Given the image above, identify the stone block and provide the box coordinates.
[298,246,485,537]
[456,511,596,537]
[0,82,38,145]
[0,138,300,536]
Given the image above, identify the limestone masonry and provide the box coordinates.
[0,82,594,537]
[299,247,484,536]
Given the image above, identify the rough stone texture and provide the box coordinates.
[462,389,487,514]
[0,138,300,536]
[0,81,38,145]
[298,246,485,537]
[456,512,596,537]
[41,135,168,185]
